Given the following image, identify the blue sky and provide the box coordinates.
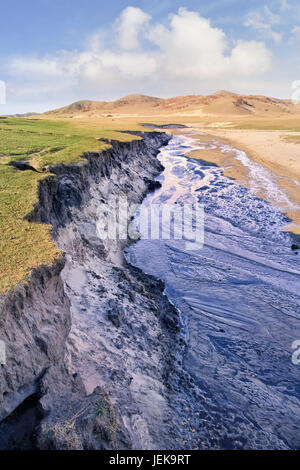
[1,0,300,113]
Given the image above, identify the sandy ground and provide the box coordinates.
[182,128,300,234]
[206,129,300,181]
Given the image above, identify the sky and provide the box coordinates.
[0,0,300,114]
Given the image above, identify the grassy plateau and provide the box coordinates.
[0,116,144,294]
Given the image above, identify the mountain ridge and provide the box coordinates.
[44,91,299,117]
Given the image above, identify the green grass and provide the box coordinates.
[0,117,139,166]
[95,400,108,417]
[231,118,300,132]
[283,135,300,143]
[0,117,141,293]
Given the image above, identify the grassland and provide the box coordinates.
[283,135,300,143]
[0,116,144,293]
[227,117,300,132]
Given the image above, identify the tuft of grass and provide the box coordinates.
[283,135,300,143]
[0,117,143,294]
[95,399,108,417]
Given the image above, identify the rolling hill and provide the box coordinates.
[45,91,299,118]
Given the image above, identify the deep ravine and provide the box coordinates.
[0,132,193,450]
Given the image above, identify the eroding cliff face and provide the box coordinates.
[0,132,187,450]
[0,257,70,449]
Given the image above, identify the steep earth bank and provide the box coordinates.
[0,132,192,450]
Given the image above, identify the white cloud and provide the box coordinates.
[280,0,290,11]
[291,25,300,42]
[244,6,283,43]
[9,56,62,78]
[148,9,229,79]
[263,6,280,25]
[148,9,271,79]
[115,6,151,50]
[5,7,273,109]
[230,40,272,75]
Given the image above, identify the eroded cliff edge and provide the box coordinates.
[0,132,192,450]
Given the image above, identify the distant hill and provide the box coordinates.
[5,112,40,118]
[45,91,299,117]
